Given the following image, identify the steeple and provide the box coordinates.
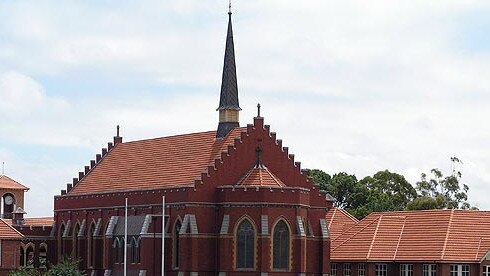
[216,3,241,139]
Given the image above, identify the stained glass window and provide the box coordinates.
[236,219,254,269]
[273,220,289,270]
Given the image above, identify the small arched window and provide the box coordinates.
[130,237,140,264]
[273,220,290,270]
[236,219,255,269]
[39,243,47,268]
[59,224,66,258]
[88,223,96,267]
[174,220,182,268]
[72,223,80,258]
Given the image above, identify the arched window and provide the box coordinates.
[88,222,96,267]
[174,220,182,268]
[236,219,255,269]
[273,220,290,270]
[130,237,140,264]
[59,224,66,258]
[19,244,25,267]
[118,238,125,263]
[72,223,80,258]
[39,243,47,268]
[113,238,122,264]
[2,193,16,219]
[26,244,35,268]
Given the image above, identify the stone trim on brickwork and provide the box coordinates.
[261,215,269,235]
[319,219,329,239]
[105,216,118,237]
[220,215,230,234]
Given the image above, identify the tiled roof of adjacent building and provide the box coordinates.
[237,166,285,187]
[21,217,54,227]
[0,175,29,190]
[69,128,244,195]
[331,209,490,262]
[0,218,24,239]
[325,208,359,240]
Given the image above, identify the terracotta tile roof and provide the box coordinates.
[331,209,490,262]
[19,217,54,227]
[70,128,244,195]
[0,218,23,239]
[0,175,29,190]
[325,208,359,240]
[237,166,285,187]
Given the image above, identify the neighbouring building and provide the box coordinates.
[0,174,54,275]
[50,8,333,276]
[330,209,490,276]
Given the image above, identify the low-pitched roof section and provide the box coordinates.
[0,175,29,191]
[69,128,244,195]
[331,209,490,262]
[0,218,24,239]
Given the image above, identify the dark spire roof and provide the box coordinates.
[217,11,241,111]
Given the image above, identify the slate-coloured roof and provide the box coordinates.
[0,175,29,190]
[217,12,240,111]
[69,128,244,195]
[331,209,490,262]
[0,218,24,239]
[113,215,147,236]
[325,208,359,240]
[237,166,285,187]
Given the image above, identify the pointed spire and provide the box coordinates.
[217,3,241,139]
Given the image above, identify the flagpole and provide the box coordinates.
[124,197,128,276]
[161,196,165,276]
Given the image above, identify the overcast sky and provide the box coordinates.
[1,1,489,217]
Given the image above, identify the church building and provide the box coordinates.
[51,8,333,276]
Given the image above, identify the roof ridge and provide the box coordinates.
[441,209,455,260]
[328,208,338,229]
[338,208,359,223]
[367,214,383,260]
[393,216,407,260]
[332,214,382,251]
[475,237,483,261]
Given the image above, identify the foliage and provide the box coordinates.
[9,267,43,276]
[307,157,476,219]
[47,257,85,276]
[407,157,474,210]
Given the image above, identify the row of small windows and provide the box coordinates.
[330,263,483,276]
[112,237,141,264]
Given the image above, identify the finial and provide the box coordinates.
[116,125,120,137]
[255,146,263,168]
[229,0,232,14]
[257,103,261,117]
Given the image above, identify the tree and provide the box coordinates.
[349,170,417,219]
[407,157,473,210]
[306,169,358,208]
[47,257,85,276]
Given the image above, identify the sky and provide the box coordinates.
[1,1,490,217]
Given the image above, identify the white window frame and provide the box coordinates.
[483,266,490,276]
[358,263,366,276]
[376,263,388,276]
[344,263,351,276]
[450,264,470,276]
[423,264,437,276]
[400,264,413,276]
[331,263,338,276]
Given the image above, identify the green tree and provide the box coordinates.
[348,170,417,219]
[407,157,474,210]
[9,267,43,276]
[47,257,85,276]
[306,169,358,208]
